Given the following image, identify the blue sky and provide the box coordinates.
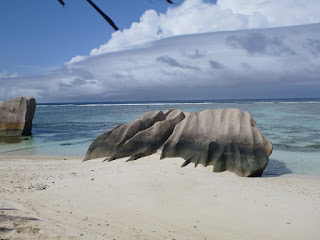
[1,0,320,102]
[0,0,186,76]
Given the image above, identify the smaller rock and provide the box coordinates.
[0,96,36,136]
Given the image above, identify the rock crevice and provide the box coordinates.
[0,97,36,136]
[84,108,273,177]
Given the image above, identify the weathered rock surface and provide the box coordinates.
[107,109,185,162]
[84,110,169,161]
[0,97,36,136]
[161,109,273,177]
[84,108,272,177]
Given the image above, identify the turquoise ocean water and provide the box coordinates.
[1,98,319,176]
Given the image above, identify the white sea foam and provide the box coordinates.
[277,102,320,104]
[38,102,220,107]
[37,100,320,108]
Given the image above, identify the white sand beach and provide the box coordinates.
[1,153,320,240]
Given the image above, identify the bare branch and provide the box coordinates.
[56,0,176,31]
[57,0,65,7]
[86,0,119,31]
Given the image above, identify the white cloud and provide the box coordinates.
[2,0,320,102]
[67,55,88,65]
[78,0,320,58]
[218,0,320,26]
[2,23,320,102]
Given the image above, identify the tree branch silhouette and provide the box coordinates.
[86,0,119,31]
[57,0,175,31]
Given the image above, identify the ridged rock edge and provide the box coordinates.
[84,108,273,177]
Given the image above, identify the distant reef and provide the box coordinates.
[0,97,36,136]
[84,108,273,177]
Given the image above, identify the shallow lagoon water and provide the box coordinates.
[1,99,319,176]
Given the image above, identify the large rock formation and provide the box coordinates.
[84,108,273,177]
[84,109,185,161]
[161,109,273,177]
[0,97,36,136]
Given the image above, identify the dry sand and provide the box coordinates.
[0,153,319,240]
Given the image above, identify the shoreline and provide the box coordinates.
[2,151,320,177]
[1,154,320,239]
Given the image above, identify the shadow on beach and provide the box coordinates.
[0,207,40,238]
[262,159,292,177]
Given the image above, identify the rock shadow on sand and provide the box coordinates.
[0,213,40,237]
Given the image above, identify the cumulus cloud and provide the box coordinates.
[2,0,320,102]
[218,0,320,26]
[308,39,320,57]
[209,60,224,69]
[67,0,320,60]
[225,32,295,56]
[156,55,199,70]
[1,23,320,102]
